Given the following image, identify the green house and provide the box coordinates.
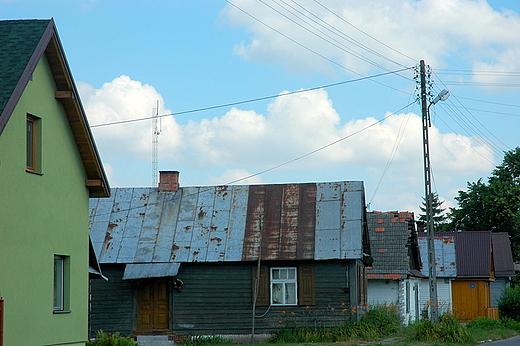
[0,19,110,346]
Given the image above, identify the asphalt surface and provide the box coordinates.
[482,336,520,345]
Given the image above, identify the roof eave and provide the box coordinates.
[0,19,110,198]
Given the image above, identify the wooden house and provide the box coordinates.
[366,211,425,323]
[418,231,514,322]
[89,171,372,342]
[0,19,110,346]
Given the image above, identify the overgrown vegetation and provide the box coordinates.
[270,304,401,343]
[409,314,472,344]
[87,331,137,346]
[467,317,520,342]
[92,310,520,345]
[181,335,234,346]
[498,284,520,321]
[269,305,520,345]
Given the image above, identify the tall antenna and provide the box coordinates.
[152,100,161,186]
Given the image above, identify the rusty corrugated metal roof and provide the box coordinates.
[89,181,368,264]
[417,233,457,277]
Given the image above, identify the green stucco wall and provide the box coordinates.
[0,54,90,345]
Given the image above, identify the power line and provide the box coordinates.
[312,0,417,64]
[263,0,409,71]
[225,0,414,92]
[226,100,416,185]
[90,67,412,128]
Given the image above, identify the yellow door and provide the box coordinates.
[452,280,490,322]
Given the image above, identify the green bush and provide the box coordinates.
[410,314,473,344]
[498,284,520,321]
[87,331,137,346]
[466,316,503,330]
[360,303,402,335]
[500,317,520,331]
[181,335,234,346]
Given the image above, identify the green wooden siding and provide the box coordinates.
[90,264,135,337]
[90,260,358,336]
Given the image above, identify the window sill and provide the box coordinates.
[53,310,71,314]
[26,169,43,176]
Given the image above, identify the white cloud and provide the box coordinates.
[222,0,520,81]
[206,169,265,185]
[78,76,182,163]
[81,77,492,180]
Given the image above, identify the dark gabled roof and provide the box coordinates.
[418,231,515,279]
[366,211,424,279]
[0,19,109,197]
[454,231,492,278]
[492,232,515,277]
[89,182,369,264]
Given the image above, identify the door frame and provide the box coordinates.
[133,277,172,335]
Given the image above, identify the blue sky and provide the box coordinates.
[3,0,520,215]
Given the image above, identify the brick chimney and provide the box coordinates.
[158,171,180,192]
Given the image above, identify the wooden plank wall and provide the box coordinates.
[173,260,352,336]
[89,264,135,337]
[89,260,355,337]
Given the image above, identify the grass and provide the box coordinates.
[93,313,520,346]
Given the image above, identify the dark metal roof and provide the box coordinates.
[454,231,492,278]
[89,181,369,264]
[0,19,109,197]
[418,231,514,278]
[366,211,424,279]
[492,233,515,277]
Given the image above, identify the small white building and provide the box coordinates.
[367,212,425,324]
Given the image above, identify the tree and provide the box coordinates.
[447,147,520,259]
[418,192,449,231]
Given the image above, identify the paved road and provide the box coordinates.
[483,336,520,345]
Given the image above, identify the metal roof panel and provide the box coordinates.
[89,181,367,264]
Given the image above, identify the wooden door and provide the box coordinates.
[136,278,170,334]
[452,280,490,322]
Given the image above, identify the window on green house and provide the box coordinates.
[53,255,70,313]
[271,267,297,306]
[26,114,41,172]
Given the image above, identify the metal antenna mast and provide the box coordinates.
[152,101,160,186]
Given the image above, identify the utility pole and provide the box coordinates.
[419,60,439,323]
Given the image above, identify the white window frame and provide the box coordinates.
[270,267,298,306]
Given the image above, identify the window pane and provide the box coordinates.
[287,268,296,280]
[279,269,288,280]
[285,283,297,305]
[26,119,34,168]
[272,269,280,280]
[54,256,64,310]
[272,283,283,304]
